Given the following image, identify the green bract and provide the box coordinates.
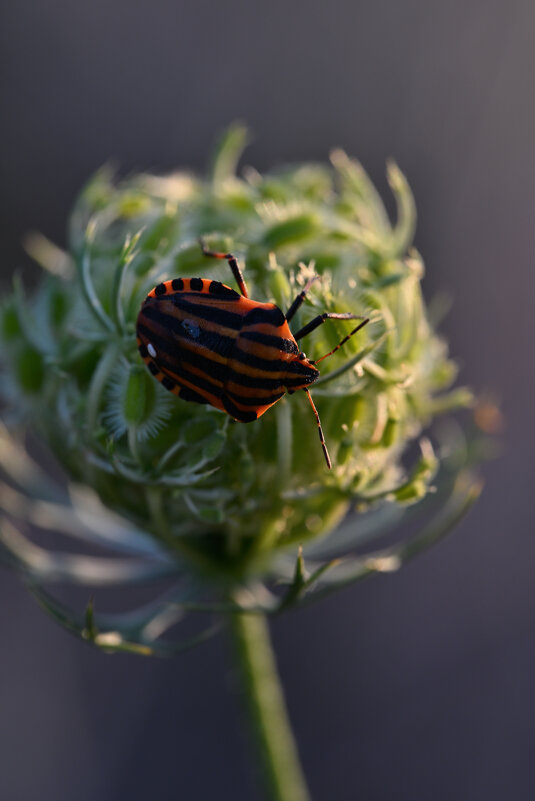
[0,126,480,655]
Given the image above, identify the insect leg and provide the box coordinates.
[293,313,369,363]
[293,311,367,340]
[285,275,320,322]
[199,238,249,298]
[304,388,332,469]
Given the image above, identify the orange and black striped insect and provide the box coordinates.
[136,240,369,468]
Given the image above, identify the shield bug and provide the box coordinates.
[136,240,369,468]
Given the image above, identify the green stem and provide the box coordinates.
[230,612,312,801]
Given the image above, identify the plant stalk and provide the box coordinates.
[230,611,312,801]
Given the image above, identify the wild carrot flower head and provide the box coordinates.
[0,127,481,654]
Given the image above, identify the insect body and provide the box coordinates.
[136,241,369,468]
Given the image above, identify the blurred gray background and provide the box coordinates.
[1,1,534,799]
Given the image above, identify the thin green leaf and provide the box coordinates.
[210,123,250,186]
[0,517,180,585]
[78,223,115,332]
[299,471,482,602]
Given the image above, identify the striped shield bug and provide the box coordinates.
[136,240,369,468]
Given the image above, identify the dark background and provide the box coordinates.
[1,1,534,799]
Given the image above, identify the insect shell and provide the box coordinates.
[136,242,369,468]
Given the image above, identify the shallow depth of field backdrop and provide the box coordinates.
[1,2,534,800]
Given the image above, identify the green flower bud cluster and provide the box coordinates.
[0,127,480,654]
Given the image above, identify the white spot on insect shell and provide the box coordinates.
[147,343,157,358]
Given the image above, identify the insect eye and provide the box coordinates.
[298,351,307,360]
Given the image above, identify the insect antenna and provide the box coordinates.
[304,388,332,469]
[313,317,370,365]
